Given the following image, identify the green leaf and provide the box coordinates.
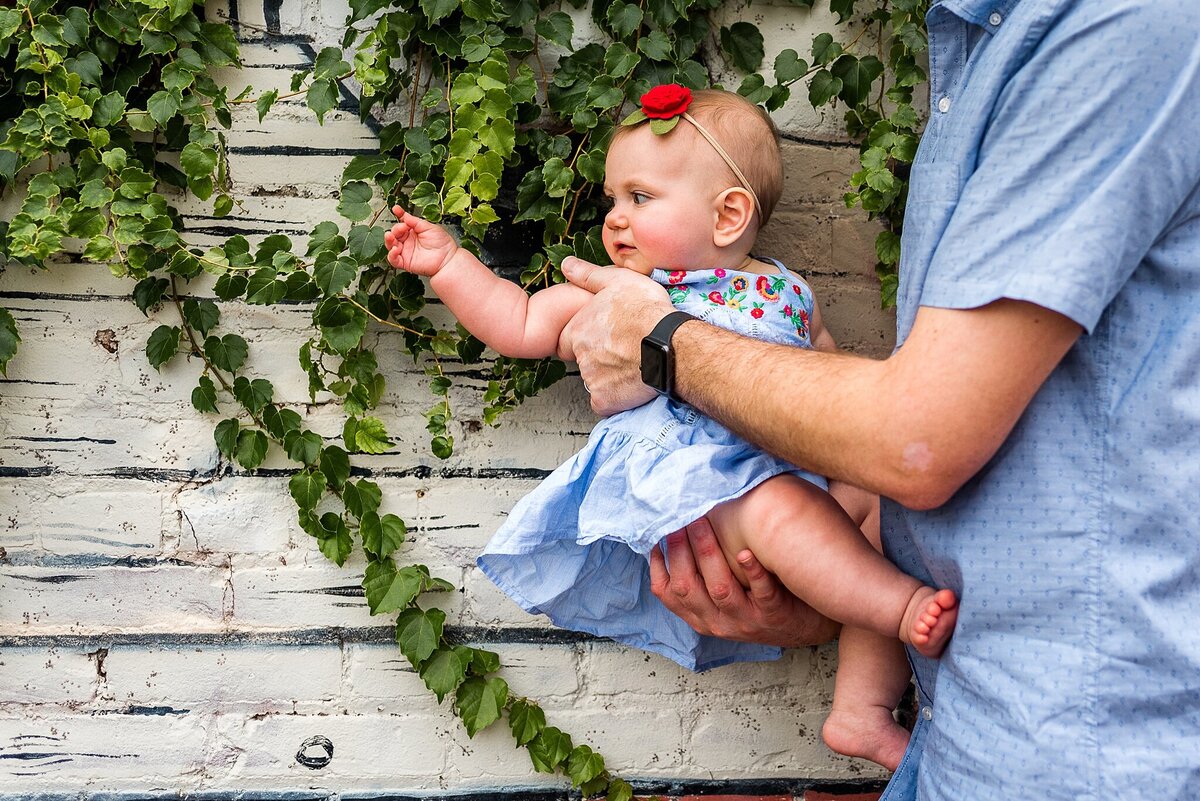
[234,429,269,470]
[0,308,21,377]
[316,514,353,565]
[191,375,219,413]
[146,325,181,370]
[535,12,573,48]
[604,43,638,78]
[508,698,546,746]
[256,89,278,122]
[342,155,400,183]
[147,91,180,127]
[607,778,634,801]
[337,181,373,222]
[419,645,471,702]
[92,93,127,127]
[354,416,393,454]
[214,419,240,458]
[314,257,358,295]
[420,0,458,24]
[182,298,220,336]
[363,559,425,615]
[307,78,339,124]
[720,22,764,72]
[831,54,884,107]
[541,158,573,199]
[314,46,351,80]
[233,376,274,413]
[343,478,382,517]
[566,744,605,787]
[808,69,842,107]
[204,334,249,373]
[811,32,843,65]
[263,405,303,439]
[774,48,808,83]
[319,446,351,489]
[455,676,509,737]
[180,143,218,179]
[606,2,643,38]
[285,429,324,465]
[395,607,445,668]
[528,726,573,773]
[0,9,23,42]
[289,469,327,511]
[638,30,672,61]
[360,511,407,558]
[876,229,902,266]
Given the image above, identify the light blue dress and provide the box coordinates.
[477,260,826,671]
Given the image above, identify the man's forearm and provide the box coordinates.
[671,300,1082,509]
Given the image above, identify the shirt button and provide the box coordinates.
[989,11,1003,25]
[922,706,933,720]
[937,95,952,113]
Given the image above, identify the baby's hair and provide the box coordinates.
[611,88,784,226]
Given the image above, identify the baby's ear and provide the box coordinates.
[712,187,757,247]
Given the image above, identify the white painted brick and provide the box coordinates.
[101,645,344,708]
[0,648,100,704]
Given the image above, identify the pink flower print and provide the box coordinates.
[708,291,725,305]
[732,276,749,292]
[796,309,810,337]
[714,268,727,278]
[668,271,686,284]
[757,275,780,301]
[793,284,803,296]
[782,304,793,317]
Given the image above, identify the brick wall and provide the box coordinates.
[0,0,895,797]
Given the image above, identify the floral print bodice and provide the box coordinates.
[650,259,815,348]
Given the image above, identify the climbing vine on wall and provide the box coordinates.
[0,0,927,794]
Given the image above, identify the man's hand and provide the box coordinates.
[559,256,673,415]
[384,205,460,277]
[649,517,839,648]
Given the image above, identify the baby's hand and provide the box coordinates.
[384,205,459,277]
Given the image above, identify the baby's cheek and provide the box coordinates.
[638,227,699,270]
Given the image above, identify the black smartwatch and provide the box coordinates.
[640,310,696,402]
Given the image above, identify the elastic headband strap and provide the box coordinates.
[681,111,762,222]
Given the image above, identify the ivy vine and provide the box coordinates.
[0,0,927,793]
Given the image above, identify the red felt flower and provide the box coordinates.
[641,84,693,119]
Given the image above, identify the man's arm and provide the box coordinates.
[561,257,1082,510]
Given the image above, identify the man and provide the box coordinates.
[557,0,1200,797]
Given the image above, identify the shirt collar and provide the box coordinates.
[934,0,1022,28]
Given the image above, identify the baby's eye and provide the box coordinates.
[631,192,649,205]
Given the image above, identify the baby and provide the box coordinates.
[384,86,956,771]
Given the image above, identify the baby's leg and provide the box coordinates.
[706,474,957,657]
[822,626,912,771]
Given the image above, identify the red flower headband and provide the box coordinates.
[620,84,763,220]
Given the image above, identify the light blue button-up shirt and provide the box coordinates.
[879,1,1200,798]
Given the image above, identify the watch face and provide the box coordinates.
[640,339,669,390]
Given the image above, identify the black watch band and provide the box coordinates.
[640,310,696,402]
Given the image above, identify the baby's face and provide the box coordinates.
[601,125,733,275]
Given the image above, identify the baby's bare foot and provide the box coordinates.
[822,705,910,772]
[902,587,958,658]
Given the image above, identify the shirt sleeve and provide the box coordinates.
[921,1,1200,333]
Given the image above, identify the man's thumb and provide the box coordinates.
[562,256,617,292]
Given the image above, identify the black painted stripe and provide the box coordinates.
[0,777,887,800]
[0,625,597,649]
[0,465,553,481]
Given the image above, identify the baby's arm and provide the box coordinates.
[385,206,593,359]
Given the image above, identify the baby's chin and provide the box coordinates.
[607,251,660,276]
